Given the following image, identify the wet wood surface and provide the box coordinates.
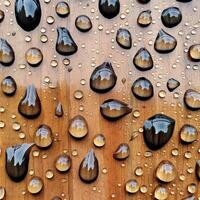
[0,0,200,199]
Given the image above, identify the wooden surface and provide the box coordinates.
[0,0,200,199]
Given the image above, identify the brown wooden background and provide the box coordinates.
[0,0,200,199]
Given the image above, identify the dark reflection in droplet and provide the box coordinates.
[195,160,200,181]
[188,44,200,62]
[99,0,120,19]
[27,176,43,194]
[113,143,129,160]
[182,196,195,200]
[55,102,63,117]
[116,28,132,49]
[137,0,150,3]
[25,47,43,67]
[154,29,177,53]
[0,10,5,23]
[132,77,154,100]
[179,124,198,144]
[79,149,99,183]
[0,38,15,66]
[177,0,192,2]
[56,27,78,56]
[143,114,175,150]
[184,89,200,111]
[68,115,88,139]
[18,85,41,119]
[1,76,17,96]
[55,1,70,18]
[90,62,117,93]
[100,99,132,121]
[55,153,71,173]
[52,197,62,200]
[6,143,34,182]
[133,48,153,71]
[15,0,41,31]
[161,7,182,28]
[137,10,152,27]
[167,78,180,92]
[75,15,92,32]
[34,124,53,149]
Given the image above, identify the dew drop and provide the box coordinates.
[125,179,139,194]
[55,1,70,18]
[75,15,92,32]
[1,76,17,96]
[25,47,43,67]
[93,134,106,148]
[113,143,129,160]
[137,10,152,27]
[27,176,43,194]
[55,153,71,173]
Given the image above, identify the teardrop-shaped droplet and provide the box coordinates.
[90,62,117,93]
[27,176,43,194]
[161,7,182,28]
[100,99,132,121]
[154,185,169,200]
[195,160,200,181]
[154,29,177,53]
[184,89,200,111]
[25,47,43,67]
[167,78,180,92]
[1,76,17,96]
[99,0,120,19]
[55,1,70,18]
[6,143,34,182]
[179,124,198,144]
[68,115,88,139]
[18,85,41,119]
[56,27,78,56]
[156,160,176,183]
[137,10,152,27]
[34,124,53,149]
[0,10,5,23]
[0,38,15,66]
[133,48,153,71]
[137,0,150,4]
[143,114,175,150]
[188,44,200,62]
[125,179,139,194]
[55,153,71,173]
[79,149,99,183]
[75,15,92,32]
[15,0,41,31]
[116,28,132,49]
[182,196,195,200]
[132,77,154,100]
[177,0,192,2]
[55,102,63,117]
[113,143,129,160]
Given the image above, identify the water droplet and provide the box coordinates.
[74,90,83,100]
[187,183,196,194]
[116,28,132,49]
[0,10,5,23]
[140,185,148,193]
[79,149,99,183]
[167,78,180,92]
[46,16,54,24]
[154,29,177,53]
[195,160,200,180]
[12,122,21,131]
[143,114,175,150]
[27,176,43,194]
[125,179,139,194]
[132,77,154,100]
[93,134,106,148]
[55,102,63,117]
[161,7,182,28]
[133,110,140,118]
[40,34,48,43]
[154,185,169,200]
[135,167,143,176]
[71,149,78,157]
[99,0,120,19]
[90,62,117,93]
[156,160,176,183]
[55,153,71,173]
[113,143,129,160]
[171,148,179,156]
[68,115,88,139]
[188,44,200,62]
[158,90,166,98]
[63,58,70,66]
[133,48,153,71]
[100,99,132,121]
[52,197,62,200]
[75,15,92,32]
[18,132,26,139]
[56,27,78,56]
[184,89,200,111]
[15,0,41,31]
[1,76,17,96]
[25,47,43,67]
[18,85,41,119]
[137,10,152,27]
[182,195,196,200]
[180,124,197,144]
[0,187,5,199]
[55,1,70,18]
[45,169,54,179]
[50,60,58,68]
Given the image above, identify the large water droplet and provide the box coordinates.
[143,114,175,150]
[79,149,99,183]
[188,44,200,62]
[56,27,78,56]
[161,7,182,28]
[18,85,41,119]
[154,185,169,200]
[113,143,129,160]
[27,176,43,194]
[100,99,132,121]
[116,28,132,49]
[184,89,200,111]
[25,47,43,67]
[15,0,41,31]
[154,29,177,53]
[55,1,70,18]
[75,15,92,32]
[55,153,71,173]
[6,143,34,182]
[99,0,120,19]
[125,179,139,194]
[167,78,180,92]
[90,62,117,93]
[137,10,152,27]
[0,38,15,66]
[1,76,17,96]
